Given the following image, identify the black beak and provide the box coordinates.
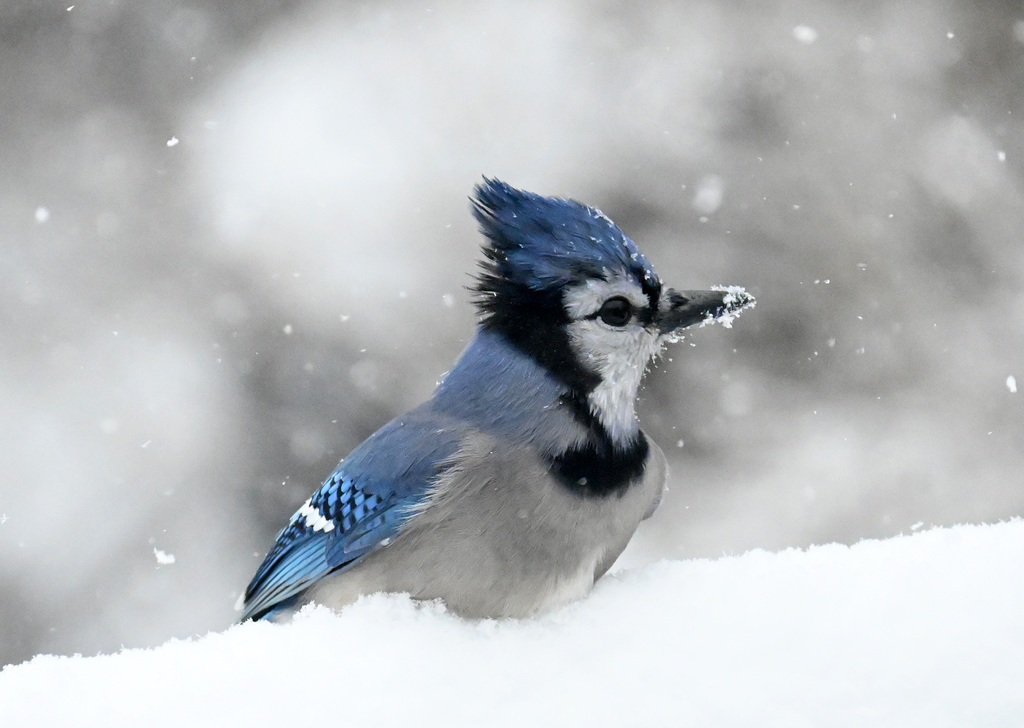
[657,287,755,335]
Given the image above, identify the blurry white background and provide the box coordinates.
[1,0,1022,666]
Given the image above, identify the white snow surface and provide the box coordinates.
[2,521,1022,727]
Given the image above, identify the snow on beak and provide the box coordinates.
[657,286,756,338]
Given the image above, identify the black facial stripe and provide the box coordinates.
[480,286,600,397]
[638,271,662,326]
[642,278,662,310]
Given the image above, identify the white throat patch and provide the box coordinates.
[563,277,664,445]
[576,324,663,443]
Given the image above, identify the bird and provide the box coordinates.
[239,178,754,622]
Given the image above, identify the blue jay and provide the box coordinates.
[240,179,754,621]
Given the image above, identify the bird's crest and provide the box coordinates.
[471,179,661,319]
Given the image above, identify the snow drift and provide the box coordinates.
[2,521,1022,727]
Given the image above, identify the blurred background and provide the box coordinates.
[2,0,1022,666]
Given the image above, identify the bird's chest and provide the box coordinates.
[383,433,665,616]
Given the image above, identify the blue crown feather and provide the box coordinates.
[472,179,661,316]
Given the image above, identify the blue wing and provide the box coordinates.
[240,408,464,621]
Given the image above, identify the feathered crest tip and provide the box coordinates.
[470,178,660,316]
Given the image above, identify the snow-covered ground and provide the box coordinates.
[3,520,1021,727]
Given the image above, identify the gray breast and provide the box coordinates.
[308,431,667,618]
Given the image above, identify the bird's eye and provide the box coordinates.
[597,297,633,327]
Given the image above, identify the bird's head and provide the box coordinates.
[472,178,754,445]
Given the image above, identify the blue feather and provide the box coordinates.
[472,178,661,301]
[241,407,465,621]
